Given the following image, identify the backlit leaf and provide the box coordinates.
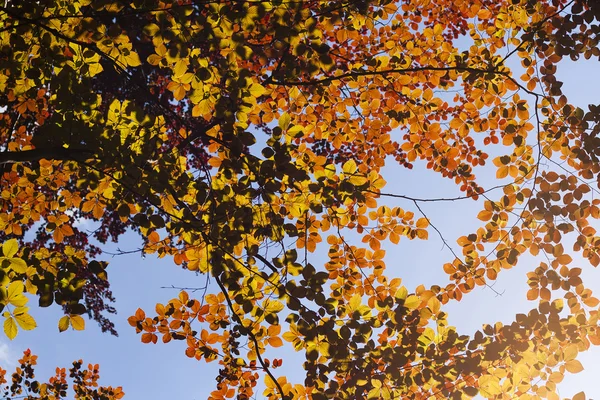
[70,315,85,331]
[3,317,17,340]
[2,239,18,258]
[15,313,36,330]
[58,316,70,332]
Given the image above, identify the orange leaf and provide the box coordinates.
[565,359,584,373]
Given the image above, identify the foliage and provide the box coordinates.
[1,0,600,398]
[0,349,124,399]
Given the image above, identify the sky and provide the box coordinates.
[2,29,600,400]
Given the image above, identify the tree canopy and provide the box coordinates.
[1,0,600,398]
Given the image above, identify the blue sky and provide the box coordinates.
[2,42,600,400]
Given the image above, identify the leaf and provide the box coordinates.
[263,299,284,314]
[279,112,291,130]
[526,288,538,300]
[3,316,17,340]
[141,333,157,344]
[416,229,428,240]
[267,336,283,347]
[248,83,265,98]
[125,51,141,67]
[88,62,104,77]
[477,210,492,221]
[416,218,428,229]
[565,359,584,373]
[7,281,23,298]
[173,59,187,77]
[70,315,85,331]
[395,286,408,300]
[479,375,502,397]
[9,258,27,273]
[14,313,36,330]
[2,239,18,258]
[349,175,368,186]
[342,159,358,174]
[58,315,70,332]
[404,295,420,309]
[572,392,586,400]
[7,281,27,307]
[564,344,578,361]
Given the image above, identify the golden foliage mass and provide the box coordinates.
[1,0,600,398]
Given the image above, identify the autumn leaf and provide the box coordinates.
[279,112,291,130]
[6,282,27,307]
[70,315,85,331]
[58,315,70,332]
[14,313,36,331]
[1,0,600,398]
[404,295,420,309]
[572,392,586,400]
[3,316,17,340]
[565,359,584,373]
[2,239,18,258]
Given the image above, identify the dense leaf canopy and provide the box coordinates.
[1,0,600,398]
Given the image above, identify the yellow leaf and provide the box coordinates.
[564,344,578,361]
[192,100,212,117]
[125,51,141,67]
[395,286,408,300]
[404,295,420,309]
[342,159,358,174]
[3,316,17,340]
[173,59,188,77]
[248,83,265,98]
[479,375,502,397]
[88,62,103,77]
[58,315,70,332]
[70,315,85,331]
[348,294,362,313]
[14,313,36,330]
[287,125,303,138]
[279,112,291,130]
[3,239,18,258]
[7,281,25,304]
[565,359,584,373]
[349,175,368,186]
[147,54,163,66]
[143,23,160,36]
[427,296,441,314]
[263,299,284,314]
[10,258,27,273]
[549,371,563,384]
